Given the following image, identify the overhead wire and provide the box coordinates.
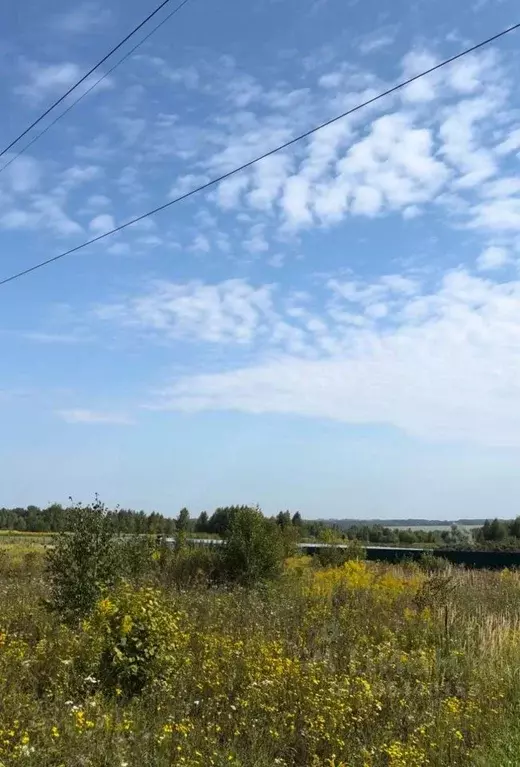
[0,0,194,177]
[0,0,193,161]
[1,20,519,288]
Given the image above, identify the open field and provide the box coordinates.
[1,548,520,766]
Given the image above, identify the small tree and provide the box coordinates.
[46,498,119,624]
[276,510,292,529]
[175,507,190,551]
[195,511,209,533]
[177,507,190,531]
[292,511,302,527]
[222,506,284,585]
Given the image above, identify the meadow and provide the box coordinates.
[2,529,520,767]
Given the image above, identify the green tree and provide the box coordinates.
[195,511,209,533]
[177,508,190,532]
[222,506,284,585]
[276,510,292,529]
[292,511,302,527]
[175,507,190,551]
[46,498,120,623]
[489,518,508,542]
[510,517,520,539]
[207,507,239,536]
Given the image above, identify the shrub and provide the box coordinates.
[222,506,284,584]
[418,551,451,572]
[46,499,120,624]
[85,583,187,698]
[118,535,158,583]
[315,541,365,568]
[157,542,222,588]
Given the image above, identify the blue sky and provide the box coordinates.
[1,0,520,518]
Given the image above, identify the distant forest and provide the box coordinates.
[1,503,520,548]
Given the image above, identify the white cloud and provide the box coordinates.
[470,198,520,232]
[107,242,131,256]
[61,165,103,190]
[58,409,133,425]
[146,269,520,447]
[170,174,209,199]
[400,50,440,103]
[217,175,251,209]
[51,2,111,33]
[96,279,276,345]
[439,96,497,189]
[244,224,269,253]
[182,45,515,245]
[16,62,82,100]
[282,176,313,227]
[15,61,113,104]
[89,214,115,234]
[477,245,510,271]
[4,155,41,193]
[87,194,112,208]
[189,234,210,253]
[358,32,395,55]
[32,196,83,237]
[0,209,33,230]
[496,128,520,156]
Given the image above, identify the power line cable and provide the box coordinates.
[0,0,190,161]
[0,0,194,177]
[1,21,519,288]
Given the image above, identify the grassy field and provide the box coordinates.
[1,547,520,766]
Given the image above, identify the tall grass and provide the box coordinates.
[1,552,520,765]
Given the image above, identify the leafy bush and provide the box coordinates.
[221,506,284,584]
[157,542,222,588]
[418,551,451,572]
[118,535,158,583]
[85,583,186,699]
[315,541,365,568]
[46,499,120,623]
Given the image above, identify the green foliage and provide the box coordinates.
[46,499,121,623]
[222,506,285,584]
[315,541,365,568]
[0,503,177,535]
[157,543,222,588]
[177,508,190,532]
[195,510,209,532]
[206,506,240,536]
[276,510,292,529]
[3,557,520,765]
[292,511,302,527]
[118,535,158,583]
[479,518,512,543]
[175,507,191,551]
[86,583,186,699]
[418,551,451,572]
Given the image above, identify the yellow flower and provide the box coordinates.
[121,614,133,635]
[97,596,117,616]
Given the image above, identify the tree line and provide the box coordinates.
[2,503,520,549]
[0,504,177,534]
